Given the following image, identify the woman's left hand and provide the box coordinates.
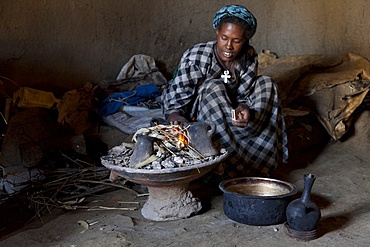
[232,103,250,128]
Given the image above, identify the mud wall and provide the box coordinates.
[1,0,369,94]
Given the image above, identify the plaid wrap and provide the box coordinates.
[161,41,288,177]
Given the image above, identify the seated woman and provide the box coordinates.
[161,4,288,178]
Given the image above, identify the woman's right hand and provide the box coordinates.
[168,112,189,127]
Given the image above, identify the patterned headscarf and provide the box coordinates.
[212,4,257,38]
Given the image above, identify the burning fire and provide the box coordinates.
[177,133,189,149]
[133,124,202,157]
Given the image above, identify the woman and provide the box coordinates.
[161,4,288,178]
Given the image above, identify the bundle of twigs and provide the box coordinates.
[0,166,140,226]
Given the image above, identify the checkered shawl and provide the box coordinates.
[161,41,288,177]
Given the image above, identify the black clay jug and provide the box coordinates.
[285,174,321,239]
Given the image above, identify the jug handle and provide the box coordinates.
[206,122,216,136]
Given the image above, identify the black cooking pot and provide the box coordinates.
[219,177,298,226]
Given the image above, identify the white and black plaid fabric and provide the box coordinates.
[161,41,288,178]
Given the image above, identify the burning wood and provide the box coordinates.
[101,124,226,170]
[133,124,193,154]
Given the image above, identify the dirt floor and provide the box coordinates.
[0,112,370,247]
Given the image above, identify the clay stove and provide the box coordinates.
[101,122,228,221]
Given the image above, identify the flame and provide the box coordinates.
[177,133,188,149]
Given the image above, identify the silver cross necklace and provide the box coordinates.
[221,70,231,83]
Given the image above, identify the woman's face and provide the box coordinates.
[216,23,247,63]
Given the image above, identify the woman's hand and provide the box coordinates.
[167,112,189,127]
[232,103,250,128]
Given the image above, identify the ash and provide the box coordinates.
[101,142,227,170]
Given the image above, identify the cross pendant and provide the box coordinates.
[221,70,231,83]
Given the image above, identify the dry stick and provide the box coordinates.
[44,168,109,186]
[77,179,139,196]
[60,205,138,211]
[26,169,108,218]
[59,151,84,168]
[26,178,69,225]
[29,195,60,210]
[29,196,47,223]
[29,198,138,212]
[186,144,204,159]
[15,166,127,225]
[87,206,137,211]
[157,126,204,159]
[59,185,116,202]
[44,167,108,174]
[179,127,205,159]
[0,75,22,87]
[134,155,157,169]
[0,75,21,101]
[30,185,111,210]
[159,141,177,156]
[136,193,149,197]
[44,173,85,186]
[36,170,109,193]
[58,179,141,201]
[117,201,140,205]
[75,159,95,166]
[0,112,7,125]
[27,167,113,188]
